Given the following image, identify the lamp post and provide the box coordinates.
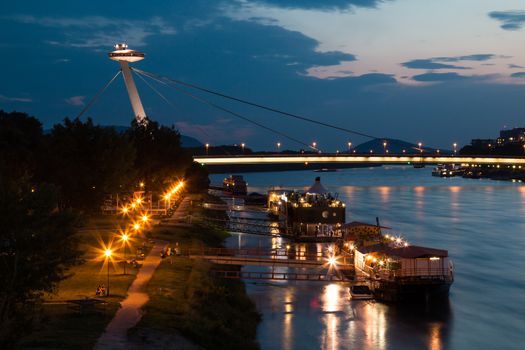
[312,141,317,150]
[453,142,457,155]
[122,234,129,275]
[205,143,209,155]
[383,141,387,154]
[104,249,112,296]
[241,143,245,154]
[277,142,281,152]
[347,141,352,152]
[418,142,423,154]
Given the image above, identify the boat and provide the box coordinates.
[222,175,247,195]
[432,164,464,177]
[350,285,374,300]
[314,168,338,172]
[267,177,345,242]
[352,242,453,302]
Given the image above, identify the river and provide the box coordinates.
[210,166,525,350]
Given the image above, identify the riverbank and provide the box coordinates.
[129,194,261,350]
[16,216,151,349]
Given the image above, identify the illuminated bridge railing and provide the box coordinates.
[194,154,525,166]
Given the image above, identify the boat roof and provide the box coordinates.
[342,221,391,229]
[307,176,329,194]
[358,243,448,258]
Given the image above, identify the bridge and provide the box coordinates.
[195,153,525,170]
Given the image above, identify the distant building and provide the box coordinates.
[499,128,525,144]
[471,139,495,149]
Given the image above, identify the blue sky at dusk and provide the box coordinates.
[2,0,525,151]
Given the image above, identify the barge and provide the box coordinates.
[268,177,345,242]
[223,175,248,195]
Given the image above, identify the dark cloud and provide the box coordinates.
[435,54,495,62]
[250,0,385,10]
[489,11,525,30]
[510,72,525,78]
[401,59,468,70]
[402,54,496,70]
[412,72,468,82]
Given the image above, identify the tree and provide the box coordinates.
[127,118,192,191]
[41,117,136,211]
[184,162,210,193]
[0,176,79,345]
[0,110,43,180]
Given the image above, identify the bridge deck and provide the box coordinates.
[191,254,354,269]
[195,154,525,166]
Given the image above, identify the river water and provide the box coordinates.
[211,166,525,350]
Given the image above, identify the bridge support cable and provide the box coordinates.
[132,69,229,154]
[132,68,377,139]
[134,69,317,151]
[132,68,426,151]
[75,70,121,120]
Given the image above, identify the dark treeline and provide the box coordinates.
[460,143,525,156]
[0,110,208,345]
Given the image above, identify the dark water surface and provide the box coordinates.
[211,166,525,350]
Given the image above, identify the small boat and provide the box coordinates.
[314,168,338,172]
[350,285,374,300]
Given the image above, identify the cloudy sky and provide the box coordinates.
[2,0,525,150]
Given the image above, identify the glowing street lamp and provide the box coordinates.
[383,141,387,154]
[121,207,129,215]
[141,214,149,223]
[133,223,141,231]
[418,142,423,154]
[139,182,145,188]
[104,249,112,296]
[121,234,129,275]
[277,142,281,152]
[312,141,317,149]
[241,143,245,153]
[453,142,458,155]
[205,143,209,155]
[347,141,352,151]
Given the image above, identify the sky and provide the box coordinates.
[2,0,525,151]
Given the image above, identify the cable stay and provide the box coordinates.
[134,69,317,151]
[75,70,121,120]
[132,67,378,139]
[133,70,234,155]
[133,68,425,152]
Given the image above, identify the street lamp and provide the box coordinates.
[453,142,457,155]
[142,214,149,223]
[277,142,281,152]
[347,141,352,152]
[104,249,112,296]
[205,143,209,155]
[312,141,317,149]
[121,234,129,275]
[241,143,245,153]
[383,141,387,154]
[418,142,423,154]
[133,223,141,231]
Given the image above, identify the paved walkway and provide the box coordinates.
[163,196,192,225]
[95,238,168,350]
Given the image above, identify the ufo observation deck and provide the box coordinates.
[108,43,145,63]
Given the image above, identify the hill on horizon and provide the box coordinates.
[353,138,450,154]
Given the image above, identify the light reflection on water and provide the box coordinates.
[214,166,525,349]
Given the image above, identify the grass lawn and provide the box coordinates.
[17,213,153,349]
[131,194,261,350]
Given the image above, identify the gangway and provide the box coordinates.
[184,247,354,270]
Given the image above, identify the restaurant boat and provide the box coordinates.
[223,175,248,195]
[267,177,345,242]
[348,234,454,301]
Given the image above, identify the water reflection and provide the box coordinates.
[215,167,524,349]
